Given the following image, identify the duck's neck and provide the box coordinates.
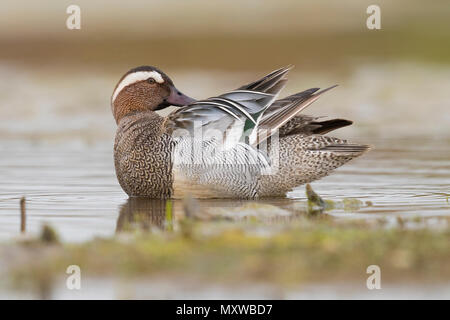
[113,97,153,124]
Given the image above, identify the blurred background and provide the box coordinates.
[0,0,450,300]
[0,0,449,143]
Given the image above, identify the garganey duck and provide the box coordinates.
[111,66,369,198]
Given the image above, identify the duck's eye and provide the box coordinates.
[147,78,155,84]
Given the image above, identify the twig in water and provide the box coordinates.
[20,196,26,233]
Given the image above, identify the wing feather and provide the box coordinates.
[255,85,338,146]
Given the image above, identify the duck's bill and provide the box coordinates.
[166,85,196,107]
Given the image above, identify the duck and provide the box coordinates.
[111,65,369,199]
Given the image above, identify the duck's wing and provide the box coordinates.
[255,86,339,146]
[237,65,292,94]
[166,66,292,148]
[165,67,293,181]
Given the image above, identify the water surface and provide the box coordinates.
[0,62,449,241]
[0,137,448,242]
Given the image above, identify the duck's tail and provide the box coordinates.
[256,135,370,197]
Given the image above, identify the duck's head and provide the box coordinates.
[111,66,195,124]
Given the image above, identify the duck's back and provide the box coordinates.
[114,112,174,198]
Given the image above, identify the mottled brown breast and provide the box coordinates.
[114,111,174,198]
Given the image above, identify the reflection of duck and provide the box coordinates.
[116,198,169,233]
[112,66,369,198]
[115,197,307,232]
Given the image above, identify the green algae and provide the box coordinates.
[342,198,364,211]
[39,225,60,244]
[306,184,328,215]
[306,184,367,214]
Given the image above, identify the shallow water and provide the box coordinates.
[0,63,449,239]
[0,137,448,299]
[0,136,448,242]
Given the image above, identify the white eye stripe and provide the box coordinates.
[111,71,164,103]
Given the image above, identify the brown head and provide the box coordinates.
[111,66,195,124]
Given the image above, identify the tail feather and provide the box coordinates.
[311,119,353,135]
[316,144,371,155]
[279,117,353,137]
[257,135,370,197]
